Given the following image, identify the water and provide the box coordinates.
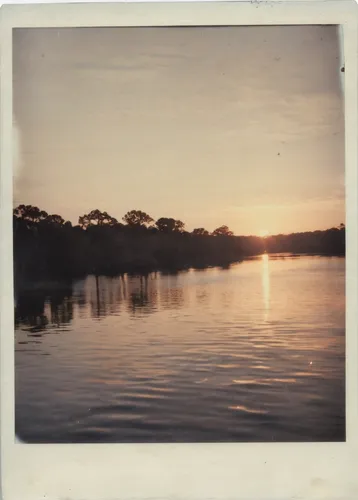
[15,254,345,443]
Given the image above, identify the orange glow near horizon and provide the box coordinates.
[13,27,344,236]
[259,230,270,238]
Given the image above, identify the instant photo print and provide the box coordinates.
[1,1,357,499]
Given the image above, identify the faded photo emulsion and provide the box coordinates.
[13,25,345,443]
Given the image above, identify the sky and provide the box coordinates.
[13,26,344,236]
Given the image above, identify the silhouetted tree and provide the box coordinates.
[78,209,118,229]
[212,225,234,236]
[156,218,185,233]
[13,202,345,290]
[192,228,209,236]
[123,210,154,228]
[43,214,65,226]
[14,205,48,225]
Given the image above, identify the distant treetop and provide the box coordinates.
[156,217,185,233]
[192,228,209,236]
[212,225,234,236]
[78,209,118,229]
[123,210,154,228]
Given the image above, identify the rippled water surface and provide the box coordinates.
[15,255,345,442]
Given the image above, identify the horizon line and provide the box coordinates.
[13,202,345,240]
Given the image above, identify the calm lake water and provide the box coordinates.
[15,254,345,443]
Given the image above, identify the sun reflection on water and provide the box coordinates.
[15,255,346,443]
[262,253,270,321]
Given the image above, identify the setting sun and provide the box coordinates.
[259,230,269,238]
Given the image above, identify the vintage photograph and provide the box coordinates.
[13,25,345,443]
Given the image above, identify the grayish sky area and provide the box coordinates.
[13,26,344,235]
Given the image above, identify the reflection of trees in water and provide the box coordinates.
[72,279,87,311]
[15,283,73,332]
[77,274,159,318]
[87,275,124,318]
[129,288,149,313]
[126,274,158,315]
[49,297,74,326]
[15,268,220,331]
[15,290,46,328]
[73,272,188,317]
[92,275,105,318]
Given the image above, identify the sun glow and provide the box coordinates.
[259,230,269,238]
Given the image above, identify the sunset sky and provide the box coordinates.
[13,26,344,236]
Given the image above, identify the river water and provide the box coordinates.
[15,254,345,442]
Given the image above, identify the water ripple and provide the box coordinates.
[15,255,345,443]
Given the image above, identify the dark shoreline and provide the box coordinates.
[14,251,345,296]
[13,208,346,295]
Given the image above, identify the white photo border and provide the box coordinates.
[1,2,357,499]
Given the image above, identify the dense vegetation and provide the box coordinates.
[13,205,345,288]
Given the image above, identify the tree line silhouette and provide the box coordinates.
[13,204,345,287]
